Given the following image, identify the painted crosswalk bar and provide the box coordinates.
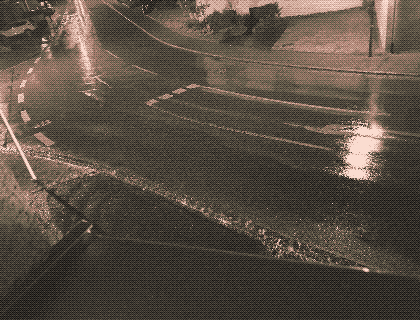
[21,110,31,123]
[34,132,54,146]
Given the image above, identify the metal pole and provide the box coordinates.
[0,108,37,180]
[390,0,398,53]
[368,1,374,57]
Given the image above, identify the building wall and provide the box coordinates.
[392,0,420,53]
[374,0,390,52]
[197,0,363,17]
[274,0,363,17]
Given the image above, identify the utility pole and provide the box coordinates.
[367,0,375,57]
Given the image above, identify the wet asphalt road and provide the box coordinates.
[1,0,419,276]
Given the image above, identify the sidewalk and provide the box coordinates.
[147,2,420,76]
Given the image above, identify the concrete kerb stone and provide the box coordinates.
[140,8,420,78]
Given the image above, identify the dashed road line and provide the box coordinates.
[18,93,24,103]
[21,110,31,123]
[158,93,173,100]
[186,84,200,89]
[146,99,159,106]
[172,88,187,94]
[20,79,27,88]
[34,57,41,64]
[34,132,54,146]
[27,68,33,74]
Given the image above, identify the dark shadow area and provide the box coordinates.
[46,174,269,256]
[3,234,419,319]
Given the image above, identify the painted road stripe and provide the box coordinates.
[150,105,331,151]
[93,75,110,87]
[146,99,159,106]
[132,65,158,75]
[27,68,33,74]
[172,88,187,94]
[158,94,173,100]
[34,57,41,64]
[34,132,54,146]
[18,93,24,103]
[307,123,420,139]
[105,50,119,58]
[186,84,200,89]
[200,86,390,117]
[21,110,31,122]
[20,79,27,88]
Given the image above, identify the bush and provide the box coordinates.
[186,18,207,31]
[249,2,281,20]
[206,9,241,32]
[253,14,288,37]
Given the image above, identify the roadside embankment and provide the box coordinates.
[0,159,50,298]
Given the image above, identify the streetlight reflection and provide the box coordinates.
[336,77,386,181]
[340,123,384,180]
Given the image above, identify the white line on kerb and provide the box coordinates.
[27,68,33,74]
[20,79,27,88]
[132,65,158,75]
[18,93,24,103]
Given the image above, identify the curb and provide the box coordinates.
[138,8,420,77]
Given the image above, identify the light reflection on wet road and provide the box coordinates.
[1,0,419,276]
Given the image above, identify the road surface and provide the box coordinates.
[1,0,419,278]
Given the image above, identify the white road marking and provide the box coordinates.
[149,104,331,151]
[132,65,158,75]
[172,88,187,94]
[158,94,173,100]
[20,79,27,88]
[34,57,41,64]
[79,89,97,97]
[27,68,33,74]
[146,99,159,106]
[308,123,420,139]
[34,132,54,146]
[200,86,391,117]
[18,93,24,103]
[21,110,31,122]
[93,75,110,87]
[105,50,119,58]
[186,84,200,89]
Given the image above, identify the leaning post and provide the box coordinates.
[367,0,375,57]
